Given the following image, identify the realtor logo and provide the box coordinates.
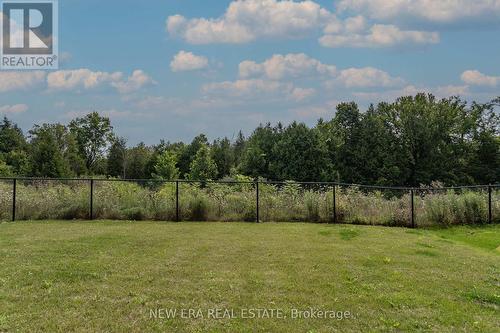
[1,0,58,69]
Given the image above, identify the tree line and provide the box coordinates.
[0,94,498,186]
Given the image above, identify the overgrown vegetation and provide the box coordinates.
[1,179,497,226]
[1,94,499,187]
[1,93,498,225]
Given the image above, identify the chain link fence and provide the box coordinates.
[0,177,498,227]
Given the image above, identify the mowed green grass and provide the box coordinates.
[0,221,498,333]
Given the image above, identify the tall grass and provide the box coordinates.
[336,187,410,226]
[0,180,13,221]
[417,190,490,227]
[0,180,497,226]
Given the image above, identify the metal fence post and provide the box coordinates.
[410,189,415,228]
[89,179,94,220]
[332,185,337,224]
[12,178,16,222]
[256,180,260,223]
[488,185,492,224]
[176,181,179,222]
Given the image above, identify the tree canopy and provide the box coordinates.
[0,94,498,186]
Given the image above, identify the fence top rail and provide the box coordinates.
[0,176,498,191]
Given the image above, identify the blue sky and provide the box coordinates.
[1,0,500,144]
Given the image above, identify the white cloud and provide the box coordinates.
[205,53,405,105]
[63,108,150,121]
[203,78,323,104]
[166,1,442,49]
[0,104,28,114]
[0,68,153,94]
[290,100,339,118]
[331,67,405,88]
[343,15,367,33]
[133,96,190,115]
[239,60,264,79]
[47,69,153,93]
[352,84,470,102]
[291,105,330,118]
[111,70,155,94]
[352,85,428,102]
[203,52,407,107]
[320,24,439,48]
[167,15,188,36]
[289,87,316,101]
[337,0,500,24]
[203,79,293,98]
[131,95,245,117]
[239,53,336,79]
[167,15,254,44]
[135,96,176,110]
[59,52,72,64]
[238,53,402,88]
[0,71,47,92]
[170,51,209,72]
[435,85,470,97]
[101,109,134,118]
[167,0,332,44]
[461,70,499,87]
[47,69,123,91]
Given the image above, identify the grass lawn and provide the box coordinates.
[0,221,498,332]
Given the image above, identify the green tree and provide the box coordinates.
[65,133,87,176]
[0,94,497,186]
[152,150,179,180]
[0,158,13,176]
[69,112,114,173]
[124,143,153,179]
[270,122,329,181]
[239,124,282,179]
[177,134,208,178]
[147,140,185,177]
[3,150,31,176]
[0,117,26,154]
[318,102,363,183]
[28,124,72,177]
[211,137,234,179]
[390,94,468,186]
[466,98,500,184]
[233,130,246,167]
[356,103,405,185]
[0,117,29,175]
[188,145,218,181]
[107,137,127,178]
